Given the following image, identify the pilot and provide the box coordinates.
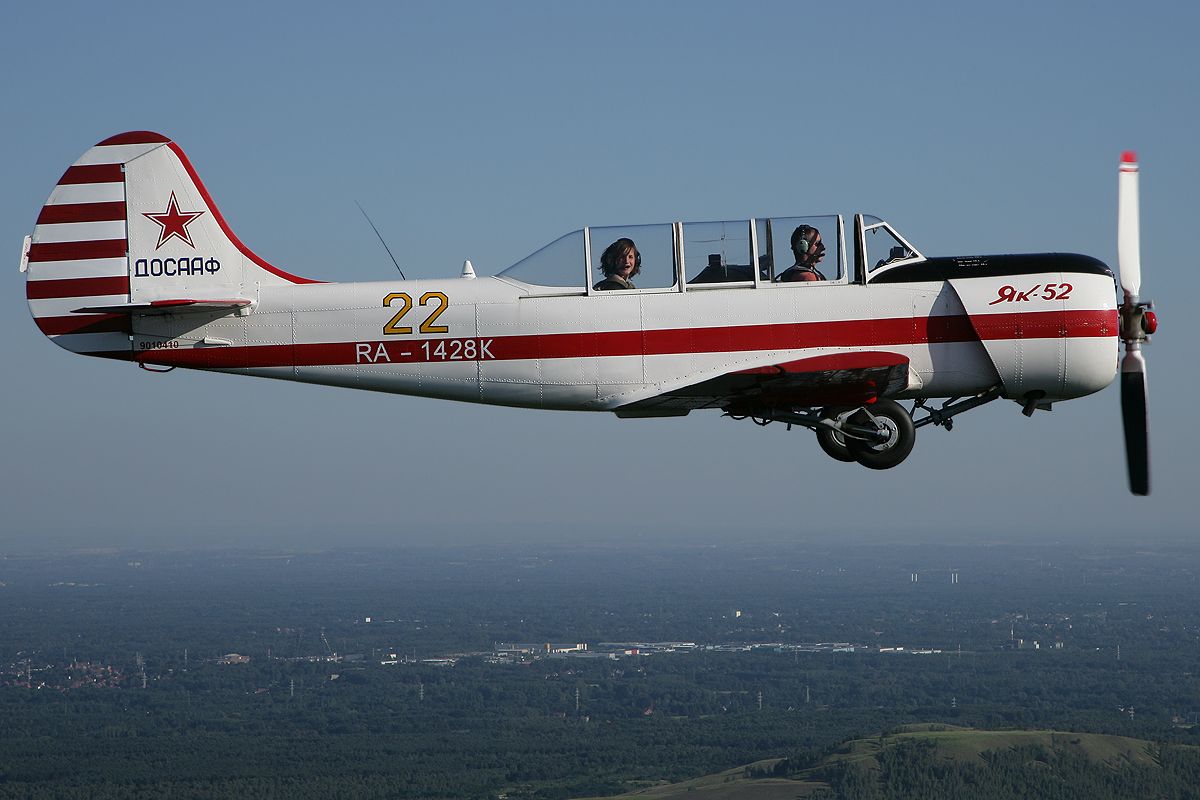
[594,238,640,290]
[778,225,827,282]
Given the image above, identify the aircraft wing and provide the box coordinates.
[615,352,911,417]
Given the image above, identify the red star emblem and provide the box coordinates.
[143,192,205,249]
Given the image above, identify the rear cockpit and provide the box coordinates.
[496,214,926,294]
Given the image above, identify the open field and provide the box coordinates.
[577,725,1193,800]
[573,759,825,800]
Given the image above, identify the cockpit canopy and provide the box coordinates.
[497,215,923,292]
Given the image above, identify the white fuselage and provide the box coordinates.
[132,268,1118,412]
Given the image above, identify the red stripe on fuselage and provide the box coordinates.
[26,275,130,300]
[135,309,1116,369]
[27,240,126,262]
[37,202,126,224]
[36,314,132,336]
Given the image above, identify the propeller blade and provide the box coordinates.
[1117,151,1141,302]
[1120,349,1150,496]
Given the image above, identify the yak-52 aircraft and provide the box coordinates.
[20,133,1156,494]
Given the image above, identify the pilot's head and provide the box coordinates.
[601,238,641,278]
[791,225,825,265]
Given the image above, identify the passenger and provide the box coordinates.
[778,225,827,282]
[594,238,640,290]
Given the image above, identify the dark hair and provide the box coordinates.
[790,225,818,252]
[600,238,641,277]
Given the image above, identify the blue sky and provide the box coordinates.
[2,1,1196,551]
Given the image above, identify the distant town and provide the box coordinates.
[4,631,1075,692]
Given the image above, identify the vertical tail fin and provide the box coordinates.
[25,131,318,359]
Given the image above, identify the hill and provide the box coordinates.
[574,725,1200,800]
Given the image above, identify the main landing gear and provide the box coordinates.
[816,400,916,470]
[729,387,1002,471]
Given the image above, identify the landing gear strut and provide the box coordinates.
[726,386,1002,471]
[815,407,857,463]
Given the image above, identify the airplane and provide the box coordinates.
[19,132,1155,494]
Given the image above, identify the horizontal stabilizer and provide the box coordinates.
[73,298,253,315]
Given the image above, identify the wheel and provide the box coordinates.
[816,406,857,463]
[844,399,916,470]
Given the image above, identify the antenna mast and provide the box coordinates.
[355,201,407,279]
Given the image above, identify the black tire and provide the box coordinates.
[844,399,916,470]
[816,406,857,463]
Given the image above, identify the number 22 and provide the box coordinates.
[383,292,449,335]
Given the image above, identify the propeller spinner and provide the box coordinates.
[1117,151,1156,495]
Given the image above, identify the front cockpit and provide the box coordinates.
[495,214,926,293]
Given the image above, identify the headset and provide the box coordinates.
[791,225,823,258]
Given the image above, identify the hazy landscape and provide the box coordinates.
[3,540,1199,798]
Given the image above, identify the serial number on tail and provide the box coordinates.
[138,339,180,350]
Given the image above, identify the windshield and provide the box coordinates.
[861,215,924,274]
[497,230,585,289]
